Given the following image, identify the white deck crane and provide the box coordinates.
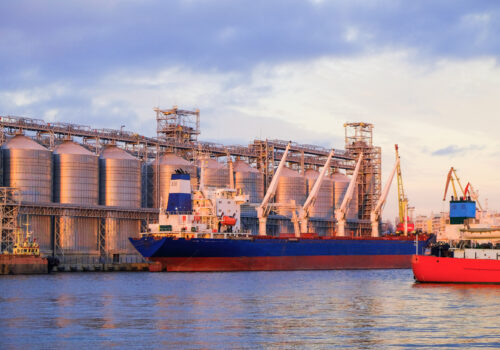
[370,155,400,237]
[334,153,363,237]
[256,142,292,236]
[298,149,335,234]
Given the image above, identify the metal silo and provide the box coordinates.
[198,158,229,188]
[153,153,197,208]
[305,169,333,219]
[2,135,52,253]
[275,167,306,216]
[53,141,99,254]
[99,145,141,255]
[234,160,264,203]
[99,145,141,208]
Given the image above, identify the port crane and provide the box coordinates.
[298,149,335,234]
[443,167,483,211]
[370,148,400,237]
[395,145,413,234]
[257,143,295,236]
[334,153,363,237]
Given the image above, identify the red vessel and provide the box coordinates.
[412,253,500,284]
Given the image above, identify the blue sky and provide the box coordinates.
[1,0,499,219]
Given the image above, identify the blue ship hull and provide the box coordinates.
[130,235,431,271]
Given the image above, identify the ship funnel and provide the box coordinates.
[166,173,192,213]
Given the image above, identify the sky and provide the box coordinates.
[1,0,499,220]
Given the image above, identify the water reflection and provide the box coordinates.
[1,271,499,348]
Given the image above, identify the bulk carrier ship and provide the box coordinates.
[130,165,431,272]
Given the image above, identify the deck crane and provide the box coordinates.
[257,142,292,236]
[334,153,363,237]
[298,149,335,234]
[443,167,483,211]
[370,150,400,237]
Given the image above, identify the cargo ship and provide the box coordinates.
[412,231,500,284]
[130,172,431,272]
[412,192,500,283]
[0,229,49,275]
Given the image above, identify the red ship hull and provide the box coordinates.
[0,254,48,275]
[152,255,412,272]
[412,255,500,284]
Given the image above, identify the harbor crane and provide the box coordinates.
[298,149,335,234]
[443,167,483,211]
[257,142,293,236]
[370,148,400,237]
[395,145,413,235]
[334,153,363,237]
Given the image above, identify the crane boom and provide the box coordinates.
[370,157,400,237]
[257,142,292,236]
[334,153,363,237]
[299,149,335,233]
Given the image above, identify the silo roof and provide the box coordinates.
[2,135,48,150]
[99,145,137,160]
[156,153,191,165]
[54,141,94,155]
[280,167,302,177]
[233,160,259,173]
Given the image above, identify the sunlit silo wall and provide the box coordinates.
[99,145,141,207]
[2,135,53,252]
[53,141,99,254]
[99,145,141,254]
[332,172,358,220]
[305,169,334,219]
[234,160,264,203]
[2,135,52,202]
[198,158,229,188]
[152,153,197,208]
[275,167,306,216]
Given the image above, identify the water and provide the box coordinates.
[1,270,500,349]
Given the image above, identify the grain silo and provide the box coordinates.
[53,141,99,254]
[198,158,229,188]
[152,153,197,208]
[275,167,306,216]
[2,135,52,252]
[99,145,141,255]
[305,169,334,219]
[234,160,264,203]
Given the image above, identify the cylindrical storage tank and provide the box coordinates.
[53,141,98,205]
[305,169,334,219]
[234,160,264,203]
[53,141,99,254]
[99,145,141,255]
[2,135,52,253]
[2,135,52,203]
[152,153,197,208]
[198,158,229,188]
[99,145,141,208]
[275,167,306,216]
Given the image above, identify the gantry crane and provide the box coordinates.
[334,153,363,237]
[257,143,292,236]
[298,149,335,234]
[370,151,400,237]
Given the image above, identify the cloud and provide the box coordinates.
[431,144,484,156]
[1,0,500,87]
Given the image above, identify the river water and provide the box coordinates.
[1,270,499,349]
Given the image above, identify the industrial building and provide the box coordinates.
[0,107,381,264]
